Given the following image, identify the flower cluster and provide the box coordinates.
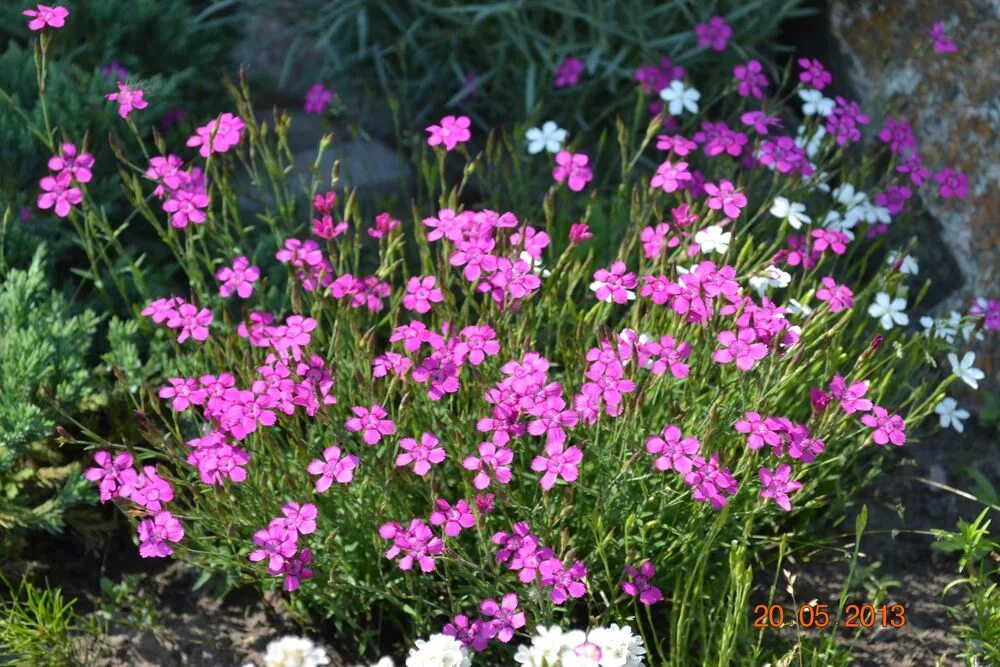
[36,143,91,218]
[249,503,317,591]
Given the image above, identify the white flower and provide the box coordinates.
[787,298,813,317]
[561,631,602,667]
[350,660,395,667]
[659,79,700,115]
[795,124,827,158]
[405,634,469,667]
[833,183,868,208]
[887,251,919,275]
[948,351,986,389]
[519,250,552,277]
[525,121,568,155]
[769,197,811,229]
[263,636,330,667]
[868,292,909,329]
[935,397,970,433]
[694,225,731,254]
[514,626,570,666]
[588,624,646,667]
[749,265,792,294]
[821,210,856,239]
[798,88,835,116]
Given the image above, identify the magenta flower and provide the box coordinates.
[158,377,206,411]
[312,215,348,239]
[733,412,783,451]
[554,57,585,87]
[740,111,782,135]
[530,441,583,490]
[368,211,400,239]
[279,502,318,537]
[307,445,359,492]
[396,432,446,476]
[269,315,317,362]
[37,173,82,218]
[829,375,872,414]
[646,424,700,473]
[539,558,588,604]
[166,303,213,343]
[194,443,249,485]
[552,151,593,192]
[249,521,297,573]
[186,113,245,157]
[216,256,260,299]
[970,298,1000,331]
[569,223,593,245]
[656,134,699,155]
[455,324,500,366]
[345,404,395,445]
[480,593,526,643]
[48,143,94,183]
[119,465,174,511]
[105,82,148,118]
[704,180,747,219]
[684,453,738,510]
[463,436,514,489]
[797,58,832,90]
[927,22,958,53]
[527,396,579,446]
[694,16,732,51]
[280,548,314,592]
[650,159,692,193]
[403,275,445,313]
[713,328,768,371]
[84,450,133,502]
[877,118,916,154]
[137,511,183,558]
[733,60,768,98]
[23,4,68,30]
[443,615,492,652]
[861,406,907,446]
[816,276,854,312]
[162,188,209,228]
[426,115,471,151]
[646,335,691,378]
[825,96,869,146]
[304,83,333,114]
[758,464,803,511]
[622,561,663,605]
[429,498,476,537]
[933,168,968,199]
[590,261,638,304]
[379,518,444,572]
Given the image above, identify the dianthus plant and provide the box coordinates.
[17,28,993,666]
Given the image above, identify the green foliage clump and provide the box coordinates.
[0,245,99,535]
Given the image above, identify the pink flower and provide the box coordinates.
[646,424,700,473]
[23,4,68,30]
[927,22,957,54]
[740,111,782,135]
[650,159,692,193]
[37,173,82,218]
[426,115,471,151]
[269,315,317,361]
[280,548,314,592]
[403,275,445,313]
[368,211,400,239]
[137,511,183,558]
[797,58,832,90]
[249,522,297,573]
[539,558,588,604]
[105,82,148,118]
[278,502,318,537]
[429,498,476,537]
[825,96,869,146]
[694,16,732,51]
[733,60,768,98]
[162,188,209,228]
[704,180,747,218]
[590,261,637,304]
[312,215,348,239]
[622,561,662,605]
[141,296,180,324]
[396,432,446,476]
[552,151,593,192]
[307,445,359,491]
[48,143,94,183]
[186,113,245,157]
[713,329,768,371]
[166,303,213,344]
[569,223,592,245]
[463,436,514,489]
[455,324,500,366]
[158,377,206,412]
[554,57,585,88]
[877,118,916,154]
[934,168,967,199]
[530,441,583,490]
[758,464,803,511]
[861,406,907,446]
[84,450,133,502]
[304,83,332,114]
[733,412,783,451]
[345,404,395,445]
[380,518,443,573]
[527,396,579,446]
[119,466,174,511]
[443,615,492,652]
[829,375,872,414]
[816,276,853,312]
[684,453,738,509]
[216,256,260,298]
[480,593,526,643]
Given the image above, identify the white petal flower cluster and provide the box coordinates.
[514,624,646,667]
[262,636,331,667]
[405,634,470,667]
